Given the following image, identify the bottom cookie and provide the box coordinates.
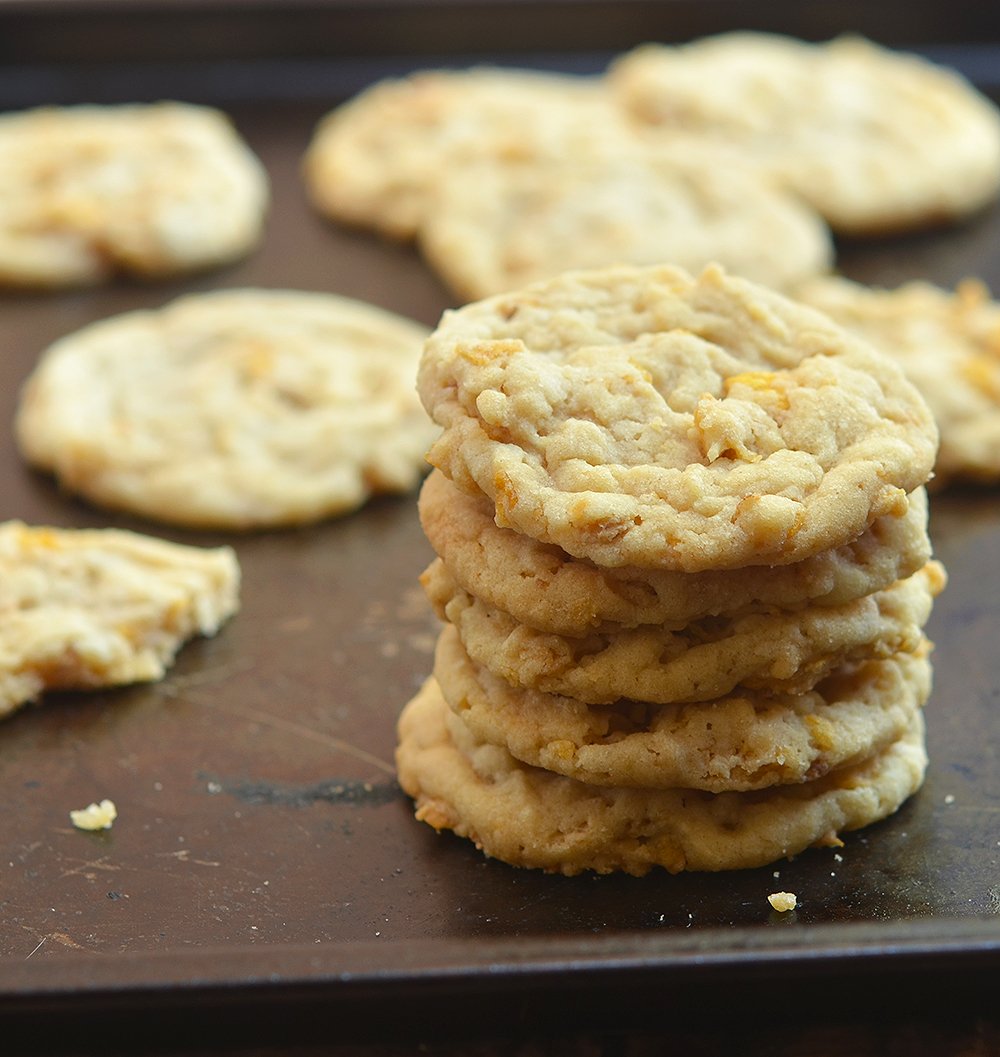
[395,677,927,876]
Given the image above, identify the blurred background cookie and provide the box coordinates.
[0,102,269,287]
[15,288,436,529]
[610,33,1000,236]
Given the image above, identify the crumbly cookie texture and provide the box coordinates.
[418,263,938,572]
[420,471,931,635]
[0,521,239,718]
[304,66,620,240]
[395,677,928,876]
[0,102,268,287]
[424,560,944,705]
[16,289,436,530]
[419,140,832,301]
[434,623,932,792]
[609,33,1000,235]
[794,275,1000,485]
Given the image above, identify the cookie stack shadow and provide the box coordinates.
[400,466,945,876]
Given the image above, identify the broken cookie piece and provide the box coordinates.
[0,521,239,718]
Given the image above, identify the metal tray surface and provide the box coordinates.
[0,53,999,1044]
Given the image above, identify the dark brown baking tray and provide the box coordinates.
[1,3,1000,1049]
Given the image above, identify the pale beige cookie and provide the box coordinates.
[419,140,832,301]
[0,102,269,287]
[794,275,1000,485]
[16,289,436,530]
[304,66,623,240]
[609,33,1000,235]
[418,263,938,572]
[424,560,944,705]
[0,521,239,719]
[395,677,928,875]
[420,471,931,635]
[434,624,932,792]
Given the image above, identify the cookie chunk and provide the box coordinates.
[16,289,436,530]
[419,141,832,300]
[0,102,268,287]
[420,471,931,635]
[424,560,944,705]
[795,275,1000,485]
[0,522,239,718]
[434,624,932,792]
[609,33,1000,235]
[395,677,928,875]
[304,66,619,240]
[418,263,938,571]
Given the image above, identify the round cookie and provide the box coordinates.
[395,677,929,875]
[419,141,832,301]
[16,289,437,530]
[418,263,938,571]
[419,470,931,635]
[433,623,932,792]
[304,66,621,240]
[0,102,269,287]
[0,520,239,719]
[609,33,1000,235]
[794,275,1000,485]
[423,560,944,705]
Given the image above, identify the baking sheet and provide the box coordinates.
[1,14,1000,1046]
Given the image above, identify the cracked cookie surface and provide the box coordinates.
[433,623,932,792]
[423,560,944,705]
[420,471,931,635]
[418,264,938,571]
[395,676,928,875]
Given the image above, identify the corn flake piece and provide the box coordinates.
[768,890,797,912]
[70,798,118,831]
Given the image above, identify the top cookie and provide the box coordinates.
[16,288,436,530]
[609,33,1000,235]
[794,275,1000,485]
[303,66,625,240]
[0,102,269,287]
[418,263,937,572]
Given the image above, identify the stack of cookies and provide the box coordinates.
[396,262,945,876]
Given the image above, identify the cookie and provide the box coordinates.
[794,275,1000,485]
[395,677,928,875]
[0,521,239,718]
[423,560,944,705]
[419,470,931,635]
[418,263,938,572]
[0,102,268,287]
[609,33,1000,235]
[16,289,436,530]
[419,140,832,301]
[433,623,932,792]
[304,66,620,240]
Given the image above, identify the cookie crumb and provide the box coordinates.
[70,799,117,831]
[767,891,797,913]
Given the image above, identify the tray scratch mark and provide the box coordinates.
[215,702,395,775]
[21,927,88,957]
[155,849,220,867]
[158,659,257,699]
[58,856,119,881]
